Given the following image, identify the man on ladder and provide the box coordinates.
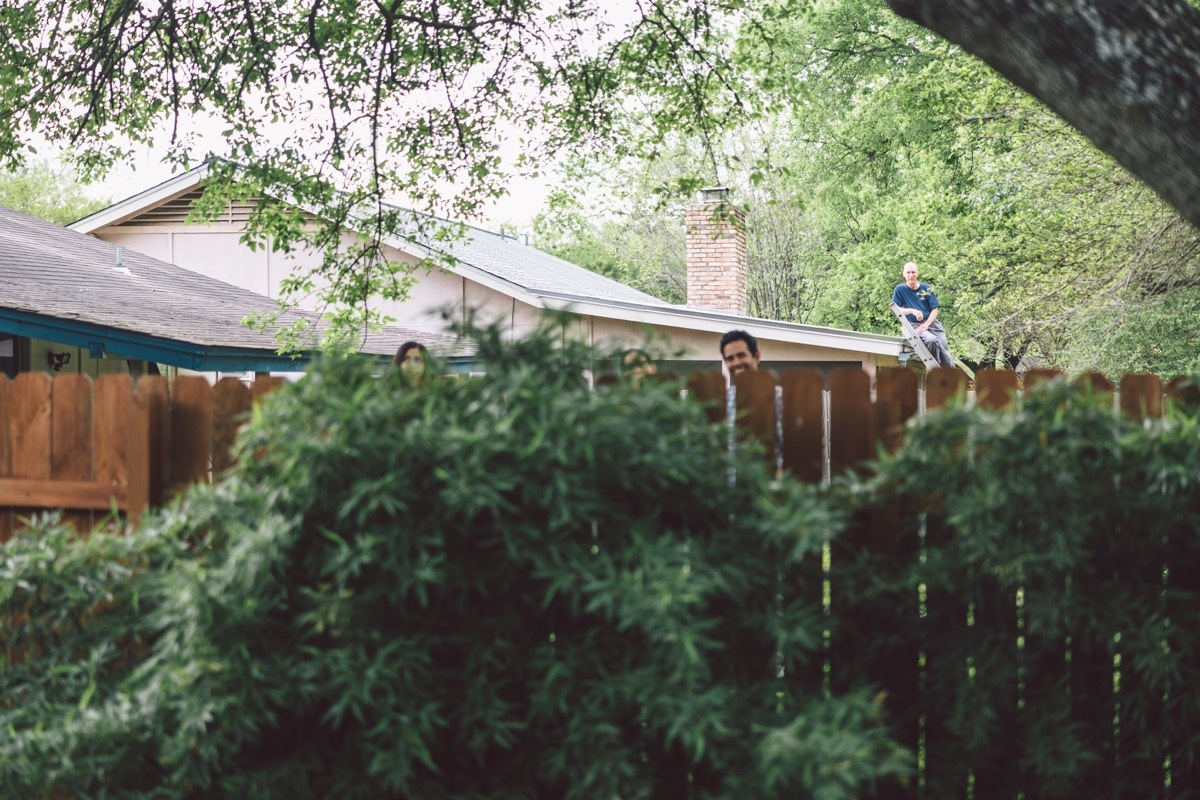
[890,261,956,369]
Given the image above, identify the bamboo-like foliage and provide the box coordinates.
[0,318,908,800]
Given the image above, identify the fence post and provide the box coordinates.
[975,369,1019,410]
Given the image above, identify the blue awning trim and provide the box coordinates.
[0,308,312,371]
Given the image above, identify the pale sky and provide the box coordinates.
[89,140,557,234]
[47,0,659,233]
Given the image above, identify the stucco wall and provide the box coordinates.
[586,316,890,373]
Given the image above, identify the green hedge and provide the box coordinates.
[7,318,1197,799]
[0,319,907,800]
[834,379,1200,798]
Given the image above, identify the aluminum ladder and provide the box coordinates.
[891,303,975,379]
[891,303,941,369]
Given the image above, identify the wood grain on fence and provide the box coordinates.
[0,378,8,542]
[0,373,281,534]
[976,369,1018,410]
[0,365,1190,535]
[781,370,824,482]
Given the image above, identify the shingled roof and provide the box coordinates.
[396,215,673,308]
[0,205,465,371]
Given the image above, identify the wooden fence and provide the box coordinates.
[687,366,1196,481]
[1,365,1199,795]
[0,367,1196,540]
[0,372,281,539]
[689,365,1200,799]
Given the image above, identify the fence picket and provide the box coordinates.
[253,374,284,403]
[829,368,874,475]
[869,369,918,560]
[52,375,93,533]
[829,368,877,559]
[170,376,213,491]
[10,373,52,483]
[1165,376,1199,414]
[139,377,169,506]
[874,367,919,454]
[925,369,966,410]
[1119,374,1162,421]
[687,371,726,425]
[93,376,132,522]
[975,369,1019,410]
[128,376,169,526]
[1078,372,1113,393]
[1023,368,1062,391]
[213,378,253,476]
[733,370,778,467]
[780,369,824,482]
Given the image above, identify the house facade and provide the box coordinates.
[0,204,460,381]
[70,164,908,376]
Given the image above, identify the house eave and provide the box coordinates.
[69,165,214,233]
[0,307,311,372]
[534,293,904,357]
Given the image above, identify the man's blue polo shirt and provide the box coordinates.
[892,282,941,326]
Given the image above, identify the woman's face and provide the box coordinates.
[400,350,425,375]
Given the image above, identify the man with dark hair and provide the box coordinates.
[719,330,761,376]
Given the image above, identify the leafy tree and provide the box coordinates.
[0,317,910,799]
[0,159,108,224]
[0,0,779,334]
[0,0,1195,343]
[882,0,1200,230]
[540,0,1200,375]
[532,185,688,304]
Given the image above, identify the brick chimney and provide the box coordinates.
[685,187,747,314]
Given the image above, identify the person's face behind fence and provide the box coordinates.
[722,339,760,375]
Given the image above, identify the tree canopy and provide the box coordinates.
[0,0,765,332]
[534,0,1200,375]
[883,0,1200,230]
[1,0,1197,355]
[0,160,108,225]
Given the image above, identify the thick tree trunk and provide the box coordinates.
[884,0,1200,230]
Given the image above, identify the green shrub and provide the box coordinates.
[836,378,1200,797]
[0,317,909,799]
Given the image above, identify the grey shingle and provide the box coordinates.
[0,205,467,358]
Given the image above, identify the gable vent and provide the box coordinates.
[113,188,262,227]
